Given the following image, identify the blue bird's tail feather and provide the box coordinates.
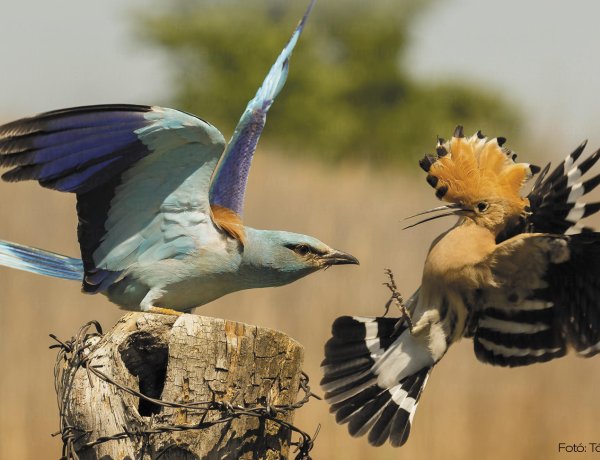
[0,240,83,281]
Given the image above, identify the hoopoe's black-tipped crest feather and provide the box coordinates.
[420,127,538,217]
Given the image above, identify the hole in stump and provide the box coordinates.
[119,331,168,416]
[158,446,199,459]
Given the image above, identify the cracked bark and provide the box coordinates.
[59,313,305,459]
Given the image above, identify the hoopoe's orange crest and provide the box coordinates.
[419,126,539,217]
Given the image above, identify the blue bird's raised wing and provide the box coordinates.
[0,1,314,296]
[0,105,226,291]
[209,0,315,216]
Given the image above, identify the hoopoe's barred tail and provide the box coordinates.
[321,316,433,447]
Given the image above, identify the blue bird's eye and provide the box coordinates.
[284,243,315,256]
[294,244,311,256]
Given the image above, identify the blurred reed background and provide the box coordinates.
[2,0,600,459]
[2,152,600,459]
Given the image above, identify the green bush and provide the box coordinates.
[138,0,521,166]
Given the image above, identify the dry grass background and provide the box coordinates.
[1,148,600,459]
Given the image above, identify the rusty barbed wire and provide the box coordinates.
[50,320,318,460]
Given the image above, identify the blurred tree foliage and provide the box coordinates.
[137,0,522,166]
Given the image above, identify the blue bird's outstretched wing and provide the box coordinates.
[0,1,314,298]
[0,105,226,291]
[209,0,315,216]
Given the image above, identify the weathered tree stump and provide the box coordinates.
[54,313,306,459]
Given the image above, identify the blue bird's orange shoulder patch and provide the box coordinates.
[211,205,246,245]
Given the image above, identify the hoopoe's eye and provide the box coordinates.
[477,202,489,213]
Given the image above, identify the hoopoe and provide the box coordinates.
[321,126,600,447]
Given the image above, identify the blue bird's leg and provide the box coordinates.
[147,306,184,317]
[140,287,184,316]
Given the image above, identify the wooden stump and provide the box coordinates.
[55,313,306,459]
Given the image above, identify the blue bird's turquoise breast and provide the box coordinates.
[104,230,244,311]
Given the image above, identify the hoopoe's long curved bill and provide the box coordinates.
[402,203,464,230]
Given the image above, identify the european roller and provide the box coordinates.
[0,0,358,315]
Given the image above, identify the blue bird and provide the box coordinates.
[0,0,358,315]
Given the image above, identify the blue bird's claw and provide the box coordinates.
[147,306,184,316]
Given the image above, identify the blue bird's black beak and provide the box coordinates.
[320,249,360,266]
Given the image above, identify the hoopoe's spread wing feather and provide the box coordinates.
[471,232,600,366]
[526,142,600,234]
[545,232,600,356]
[0,105,226,291]
[208,0,314,216]
[499,141,600,241]
[321,315,434,447]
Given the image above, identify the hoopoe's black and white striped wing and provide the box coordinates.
[498,141,600,242]
[545,232,600,356]
[470,232,600,366]
[321,316,433,447]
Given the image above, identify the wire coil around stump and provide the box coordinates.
[51,320,318,460]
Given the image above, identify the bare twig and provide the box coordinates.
[383,268,413,332]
